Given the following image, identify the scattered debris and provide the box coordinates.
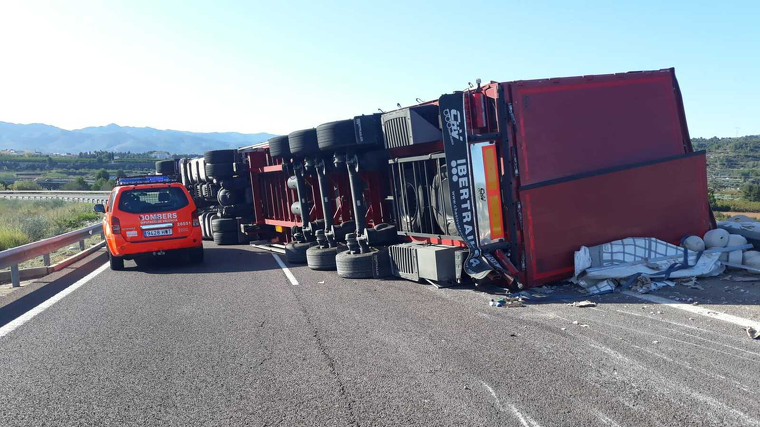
[631,277,675,294]
[571,300,597,308]
[560,327,567,331]
[489,297,525,308]
[677,277,704,290]
[317,280,325,284]
[572,320,579,325]
[652,340,660,344]
[745,327,760,340]
[692,301,700,306]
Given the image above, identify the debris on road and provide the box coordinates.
[745,327,760,340]
[571,300,597,308]
[677,277,704,290]
[489,297,525,308]
[317,280,325,284]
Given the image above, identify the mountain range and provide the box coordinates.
[0,121,277,155]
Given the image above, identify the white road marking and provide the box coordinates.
[622,290,760,330]
[0,262,109,339]
[481,381,542,427]
[592,409,623,427]
[272,254,299,286]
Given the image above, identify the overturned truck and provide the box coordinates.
[167,68,714,289]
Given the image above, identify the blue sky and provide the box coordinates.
[0,0,757,137]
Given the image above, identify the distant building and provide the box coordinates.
[150,151,171,159]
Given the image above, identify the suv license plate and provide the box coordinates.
[144,228,173,237]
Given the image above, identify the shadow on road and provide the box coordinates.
[136,246,279,275]
[0,252,108,329]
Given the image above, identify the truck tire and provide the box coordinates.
[336,249,389,279]
[206,162,235,178]
[205,149,236,164]
[213,231,239,245]
[212,217,238,233]
[306,245,341,271]
[285,242,313,263]
[155,160,175,175]
[288,128,320,157]
[268,135,290,158]
[317,119,356,151]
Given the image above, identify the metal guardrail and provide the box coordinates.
[0,223,104,287]
[0,191,109,203]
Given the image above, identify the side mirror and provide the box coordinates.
[94,204,105,213]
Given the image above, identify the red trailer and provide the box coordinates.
[229,68,712,289]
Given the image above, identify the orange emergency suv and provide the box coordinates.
[95,175,204,270]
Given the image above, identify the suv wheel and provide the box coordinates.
[109,251,124,271]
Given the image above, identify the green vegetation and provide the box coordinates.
[696,135,760,215]
[0,199,101,251]
[9,180,43,190]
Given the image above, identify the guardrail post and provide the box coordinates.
[100,231,105,240]
[79,239,86,251]
[11,264,20,287]
[43,253,51,266]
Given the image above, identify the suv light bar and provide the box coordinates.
[116,175,177,186]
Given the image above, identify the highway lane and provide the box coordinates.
[1,242,760,426]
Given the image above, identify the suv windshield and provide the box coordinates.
[118,187,189,214]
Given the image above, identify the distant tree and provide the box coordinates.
[46,156,55,168]
[741,182,760,202]
[116,169,126,178]
[10,180,43,191]
[95,169,110,180]
[91,178,116,191]
[61,177,90,191]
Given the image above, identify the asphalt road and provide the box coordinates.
[2,242,760,426]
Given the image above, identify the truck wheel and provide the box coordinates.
[206,163,235,178]
[155,160,175,175]
[288,128,320,157]
[212,217,238,233]
[306,245,342,270]
[213,231,239,245]
[188,247,204,264]
[317,119,356,151]
[204,149,236,164]
[109,252,124,271]
[336,250,374,278]
[337,248,391,278]
[268,135,290,158]
[285,242,313,263]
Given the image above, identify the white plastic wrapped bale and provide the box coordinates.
[574,237,725,281]
[682,235,705,252]
[704,229,729,248]
[572,237,751,295]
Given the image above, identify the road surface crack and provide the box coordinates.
[290,287,359,426]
